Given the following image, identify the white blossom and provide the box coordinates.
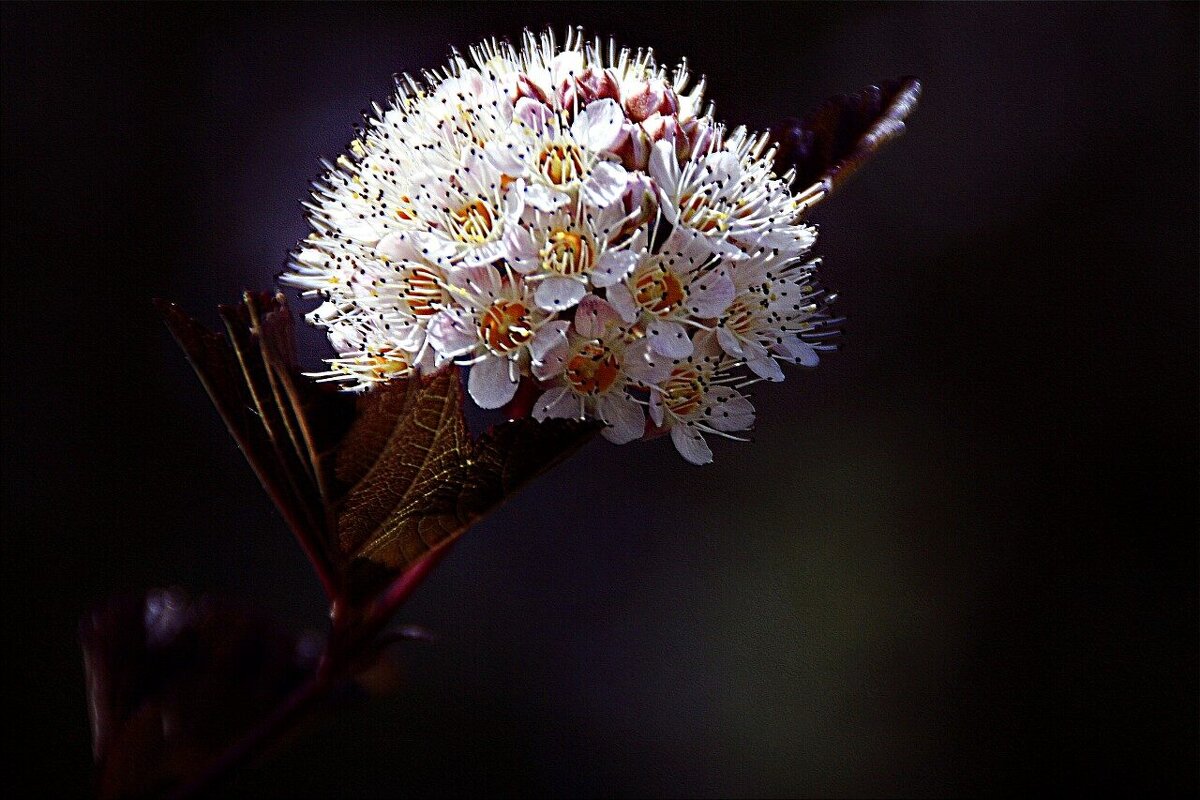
[282,27,839,463]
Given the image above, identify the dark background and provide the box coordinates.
[2,3,1196,797]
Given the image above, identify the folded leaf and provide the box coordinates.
[335,366,598,602]
[771,76,921,196]
[157,293,600,608]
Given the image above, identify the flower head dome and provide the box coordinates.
[283,27,839,463]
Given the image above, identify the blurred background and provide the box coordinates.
[2,3,1196,797]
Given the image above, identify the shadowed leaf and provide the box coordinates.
[772,76,921,197]
[155,293,354,594]
[80,590,317,799]
[157,294,600,607]
[335,367,599,602]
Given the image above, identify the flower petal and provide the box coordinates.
[704,387,755,432]
[598,393,646,444]
[534,276,587,311]
[671,423,713,465]
[572,99,624,151]
[591,250,640,287]
[468,355,519,409]
[646,319,693,358]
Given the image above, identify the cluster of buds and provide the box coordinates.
[284,28,838,463]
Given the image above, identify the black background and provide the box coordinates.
[3,3,1196,797]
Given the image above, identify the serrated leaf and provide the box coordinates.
[335,367,599,602]
[772,76,921,196]
[157,294,600,608]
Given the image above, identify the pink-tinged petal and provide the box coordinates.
[375,231,421,263]
[582,161,630,207]
[774,333,820,367]
[468,355,519,409]
[646,320,693,358]
[550,50,585,87]
[448,264,502,300]
[624,78,667,123]
[523,182,569,213]
[406,230,459,267]
[574,294,621,338]
[533,386,575,421]
[704,387,755,432]
[514,97,552,133]
[649,391,665,427]
[504,225,539,273]
[746,355,785,382]
[529,320,571,362]
[605,281,639,323]
[458,238,508,268]
[624,338,673,385]
[485,139,528,175]
[426,312,476,357]
[572,99,624,151]
[715,325,744,357]
[685,270,736,317]
[692,329,724,360]
[671,424,713,465]
[535,276,587,311]
[591,250,640,288]
[704,150,742,183]
[532,338,569,381]
[648,139,681,194]
[598,393,646,444]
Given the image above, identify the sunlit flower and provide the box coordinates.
[284,27,839,462]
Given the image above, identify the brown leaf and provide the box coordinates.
[771,76,921,198]
[334,367,599,602]
[156,293,354,594]
[158,294,600,607]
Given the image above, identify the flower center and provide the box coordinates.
[537,143,586,186]
[722,298,760,335]
[633,268,685,316]
[565,341,621,396]
[395,195,416,221]
[662,365,704,417]
[679,192,729,234]
[479,299,533,354]
[450,199,495,244]
[540,229,594,275]
[399,265,445,318]
[363,349,411,380]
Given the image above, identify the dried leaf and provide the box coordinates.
[772,76,921,196]
[155,293,353,593]
[80,590,316,799]
[157,294,600,607]
[335,367,599,602]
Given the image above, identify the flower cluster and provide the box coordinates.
[284,29,839,464]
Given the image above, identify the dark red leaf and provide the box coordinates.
[771,76,921,198]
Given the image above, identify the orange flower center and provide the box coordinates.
[537,143,586,185]
[679,192,729,233]
[451,199,495,243]
[479,299,533,354]
[661,365,704,417]
[399,265,445,318]
[634,268,685,316]
[541,229,594,275]
[722,298,760,335]
[565,341,621,396]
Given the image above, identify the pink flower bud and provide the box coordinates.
[624,78,678,122]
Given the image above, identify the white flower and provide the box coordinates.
[606,232,736,358]
[284,27,839,463]
[432,263,564,409]
[705,249,833,381]
[532,296,671,443]
[647,334,756,465]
